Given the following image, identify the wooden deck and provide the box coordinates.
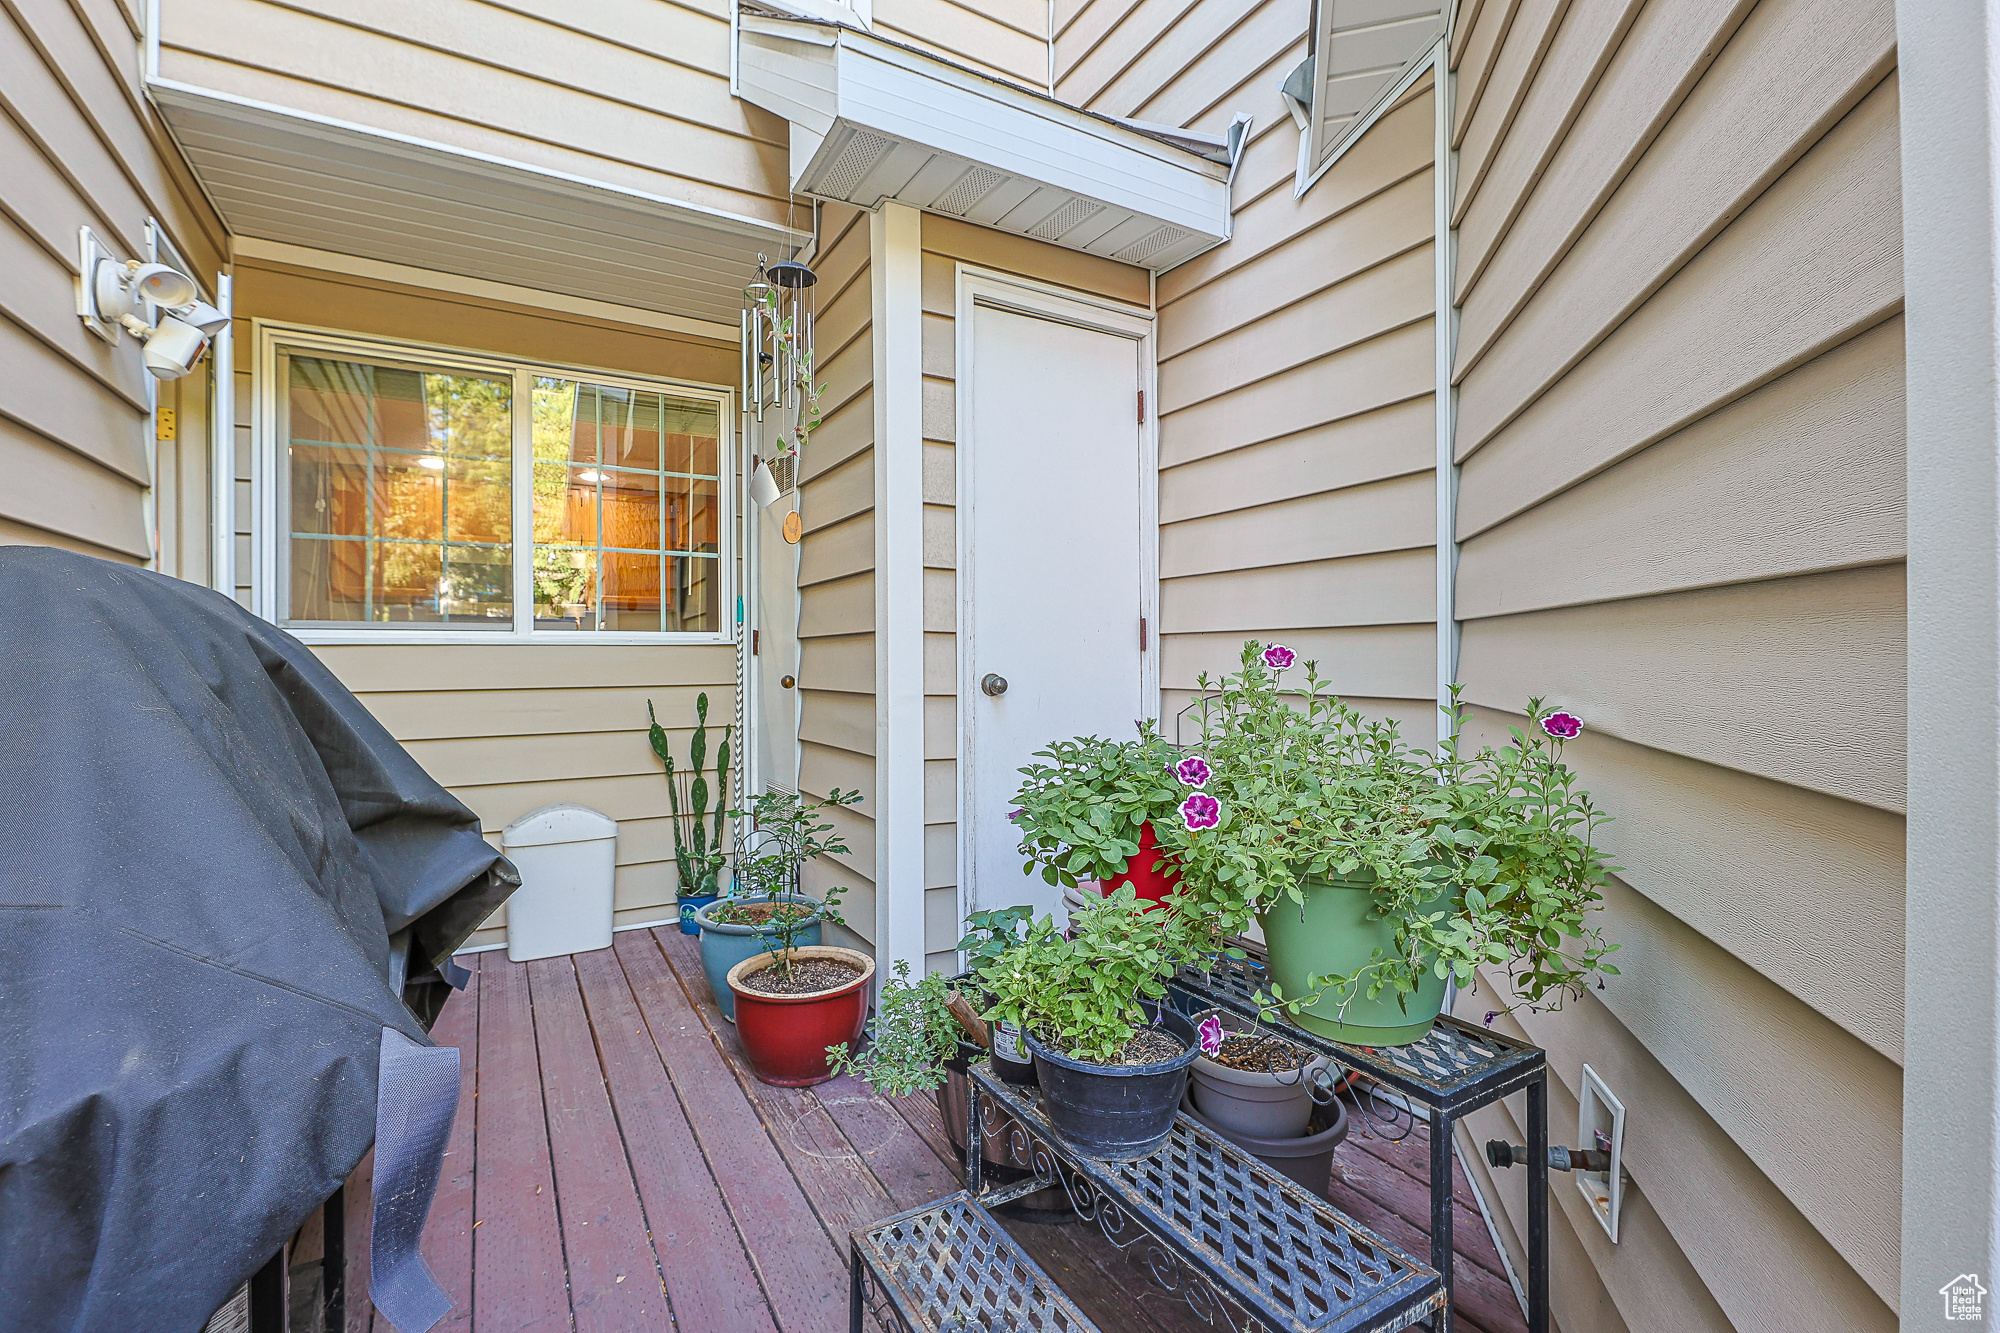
[341,927,1527,1333]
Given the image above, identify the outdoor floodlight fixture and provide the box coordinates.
[77,227,220,380]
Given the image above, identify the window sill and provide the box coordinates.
[289,629,736,647]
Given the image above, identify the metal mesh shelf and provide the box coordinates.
[850,1191,1098,1332]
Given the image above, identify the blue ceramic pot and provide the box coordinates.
[694,893,823,1021]
[676,894,719,936]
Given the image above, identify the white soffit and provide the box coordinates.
[1304,1,1444,177]
[148,81,806,336]
[735,18,1234,271]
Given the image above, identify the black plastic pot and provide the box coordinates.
[1028,1003,1199,1160]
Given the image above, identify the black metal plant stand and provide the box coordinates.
[1165,948,1549,1333]
[964,1062,1445,1333]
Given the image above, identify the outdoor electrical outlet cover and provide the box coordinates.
[1577,1064,1626,1242]
[76,227,123,344]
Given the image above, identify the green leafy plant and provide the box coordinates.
[754,285,825,459]
[826,961,960,1097]
[725,786,864,978]
[1159,642,1618,1022]
[648,693,731,898]
[1009,727,1185,887]
[975,887,1202,1064]
[957,905,1035,970]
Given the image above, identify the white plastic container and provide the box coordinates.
[501,804,618,962]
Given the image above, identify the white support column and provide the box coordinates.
[871,201,927,978]
[1432,40,1458,750]
[1900,0,2000,1318]
[210,272,235,598]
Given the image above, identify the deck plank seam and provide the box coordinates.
[522,960,585,1332]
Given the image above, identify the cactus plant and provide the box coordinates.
[648,692,732,898]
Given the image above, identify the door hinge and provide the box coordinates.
[752,629,760,656]
[1138,390,1146,424]
[1140,617,1148,650]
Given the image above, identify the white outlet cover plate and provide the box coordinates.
[1578,1062,1626,1242]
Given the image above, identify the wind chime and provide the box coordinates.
[742,254,819,451]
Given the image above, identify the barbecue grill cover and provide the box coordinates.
[0,550,518,1332]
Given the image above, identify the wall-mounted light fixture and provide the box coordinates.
[76,227,227,380]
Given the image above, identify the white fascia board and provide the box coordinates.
[839,47,1227,234]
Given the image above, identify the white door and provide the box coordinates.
[960,282,1154,923]
[751,456,801,793]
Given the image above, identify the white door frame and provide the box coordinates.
[952,264,1159,937]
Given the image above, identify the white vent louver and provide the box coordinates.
[1028,197,1106,240]
[934,167,1006,216]
[819,129,895,201]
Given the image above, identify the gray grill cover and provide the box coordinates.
[0,550,518,1332]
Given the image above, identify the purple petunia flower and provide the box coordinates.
[1180,792,1221,832]
[1541,711,1583,740]
[1262,644,1296,670]
[1007,808,1024,822]
[1174,756,1212,789]
[1198,1014,1225,1057]
[1483,1011,1501,1028]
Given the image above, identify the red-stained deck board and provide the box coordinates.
[423,957,481,1332]
[573,946,780,1333]
[344,1148,375,1333]
[885,1089,958,1170]
[652,929,900,1247]
[526,957,668,1332]
[613,930,850,1333]
[472,955,572,1333]
[812,1074,956,1212]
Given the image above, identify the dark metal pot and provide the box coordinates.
[1028,1003,1199,1160]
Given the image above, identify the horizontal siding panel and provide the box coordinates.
[403,728,669,787]
[1458,563,1907,811]
[801,450,875,534]
[799,571,873,637]
[805,387,875,477]
[0,515,142,562]
[922,504,954,569]
[1452,0,1567,221]
[0,316,150,482]
[922,376,954,444]
[1463,707,1902,1059]
[355,683,724,741]
[1129,3,1299,129]
[798,687,876,758]
[1158,245,1433,416]
[922,442,955,504]
[799,511,873,586]
[1474,988,1897,1332]
[1451,0,1520,143]
[1455,0,1896,430]
[1095,0,1285,120]
[1452,0,1644,296]
[1457,318,1904,617]
[0,416,152,559]
[799,632,874,695]
[1160,471,1432,578]
[453,772,668,830]
[1159,396,1432,524]
[920,215,1150,306]
[1161,547,1435,632]
[1160,92,1431,304]
[1452,0,1750,355]
[1163,623,1435,700]
[1456,76,1903,536]
[1159,171,1431,360]
[1161,321,1434,468]
[316,643,734,692]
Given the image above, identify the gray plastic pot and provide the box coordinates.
[1186,1009,1330,1139]
[694,893,822,1021]
[1182,1093,1349,1200]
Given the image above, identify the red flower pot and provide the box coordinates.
[726,945,876,1086]
[1100,820,1181,909]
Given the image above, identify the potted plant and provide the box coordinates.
[1162,642,1620,1045]
[1010,728,1187,907]
[1184,1009,1329,1139]
[958,906,1036,1082]
[695,785,860,1021]
[713,787,872,1085]
[647,693,730,935]
[977,887,1202,1160]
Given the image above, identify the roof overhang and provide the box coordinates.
[735,17,1237,271]
[148,80,809,338]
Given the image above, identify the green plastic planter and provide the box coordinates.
[1257,874,1452,1046]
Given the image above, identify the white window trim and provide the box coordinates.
[253,321,738,646]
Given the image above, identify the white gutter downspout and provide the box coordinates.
[1432,36,1458,753]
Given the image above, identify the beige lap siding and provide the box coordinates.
[1444,0,1904,1326]
[0,1,224,570]
[797,206,880,951]
[1056,0,1441,733]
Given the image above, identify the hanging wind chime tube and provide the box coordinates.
[741,254,819,449]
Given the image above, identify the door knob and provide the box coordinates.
[780,675,796,689]
[981,673,1008,697]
